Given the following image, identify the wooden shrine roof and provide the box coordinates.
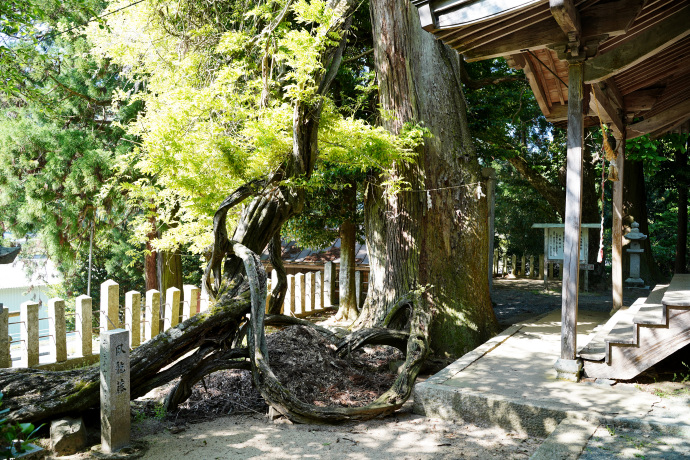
[412,0,690,138]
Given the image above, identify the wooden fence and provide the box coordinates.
[0,261,366,370]
[492,251,563,280]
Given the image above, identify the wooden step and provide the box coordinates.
[583,276,690,380]
[578,298,645,361]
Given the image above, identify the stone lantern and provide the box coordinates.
[624,221,647,287]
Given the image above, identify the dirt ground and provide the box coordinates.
[42,278,687,459]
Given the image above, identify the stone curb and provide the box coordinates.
[529,417,598,460]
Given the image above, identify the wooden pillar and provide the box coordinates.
[612,134,626,311]
[561,62,585,361]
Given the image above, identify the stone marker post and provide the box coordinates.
[295,273,305,315]
[76,295,92,357]
[100,329,130,453]
[285,275,295,315]
[0,305,9,368]
[164,287,181,329]
[145,290,160,341]
[48,298,67,363]
[324,262,335,307]
[125,291,141,348]
[355,271,363,309]
[315,272,323,311]
[511,254,517,275]
[529,256,534,277]
[521,255,526,277]
[100,280,120,330]
[305,273,315,313]
[20,301,39,367]
[184,285,200,319]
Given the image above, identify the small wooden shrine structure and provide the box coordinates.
[411,0,690,377]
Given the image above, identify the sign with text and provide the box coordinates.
[546,227,588,262]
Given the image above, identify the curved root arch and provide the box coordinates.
[232,242,431,423]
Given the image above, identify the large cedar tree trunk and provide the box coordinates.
[335,181,358,321]
[357,0,498,358]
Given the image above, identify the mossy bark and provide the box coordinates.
[356,0,498,357]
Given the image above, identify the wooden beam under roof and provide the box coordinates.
[584,6,690,83]
[626,101,690,138]
[511,53,552,116]
[590,80,625,136]
[549,0,581,38]
[462,1,643,61]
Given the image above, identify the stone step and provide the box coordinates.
[579,298,645,361]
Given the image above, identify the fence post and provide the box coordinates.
[324,262,336,308]
[100,328,130,453]
[164,287,181,330]
[305,273,314,314]
[76,295,93,357]
[315,271,323,311]
[145,290,160,341]
[539,254,545,280]
[285,275,295,315]
[295,273,305,316]
[183,285,199,320]
[355,271,363,309]
[101,280,120,330]
[0,305,9,368]
[20,301,39,367]
[125,291,141,348]
[529,255,534,277]
[48,298,67,363]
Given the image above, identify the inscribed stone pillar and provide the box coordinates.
[164,287,181,330]
[305,273,314,313]
[20,301,39,367]
[183,285,200,319]
[145,290,160,341]
[315,271,323,310]
[76,295,92,357]
[125,291,141,348]
[100,280,120,330]
[0,306,9,368]
[511,255,517,275]
[295,273,305,315]
[100,329,130,453]
[285,275,295,315]
[48,298,67,363]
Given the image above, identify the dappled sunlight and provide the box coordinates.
[417,309,664,437]
[140,413,540,459]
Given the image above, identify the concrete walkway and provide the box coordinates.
[413,309,690,457]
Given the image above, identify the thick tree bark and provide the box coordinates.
[335,181,358,321]
[0,0,380,425]
[145,214,158,291]
[357,0,498,358]
[675,148,688,274]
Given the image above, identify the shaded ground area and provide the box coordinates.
[38,279,688,458]
[491,277,641,328]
